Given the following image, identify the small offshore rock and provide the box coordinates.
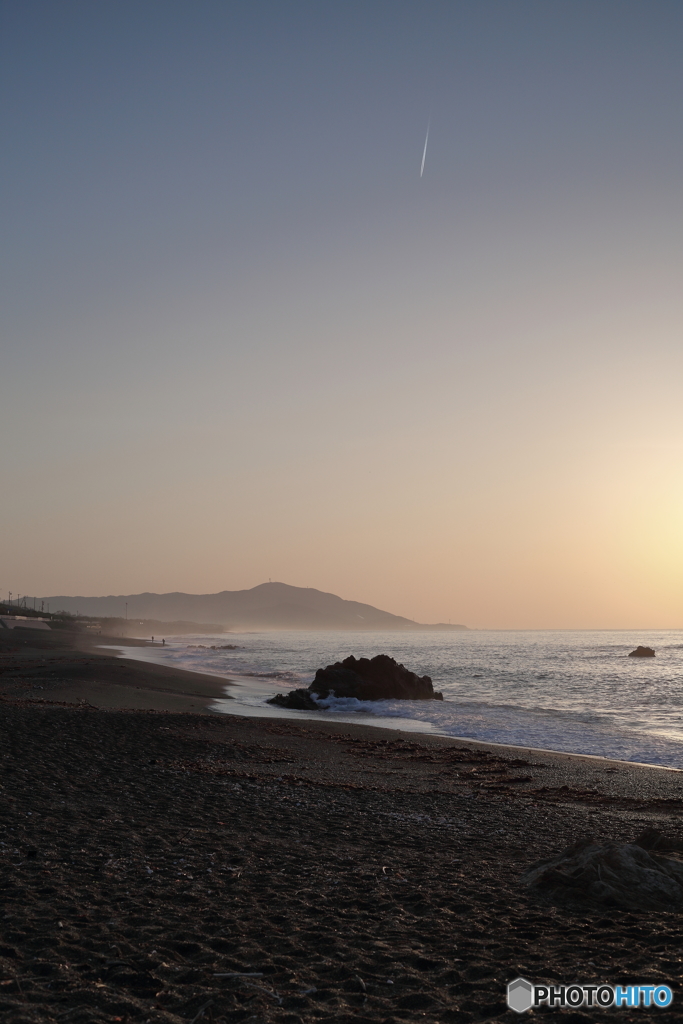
[628,646,655,657]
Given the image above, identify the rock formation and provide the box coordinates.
[268,654,443,709]
[268,688,319,710]
[628,646,655,657]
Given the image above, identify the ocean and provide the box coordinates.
[111,629,683,769]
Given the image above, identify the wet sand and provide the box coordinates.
[1,627,683,1022]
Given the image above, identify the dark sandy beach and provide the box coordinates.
[2,627,683,1023]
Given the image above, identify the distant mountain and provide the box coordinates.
[41,582,467,631]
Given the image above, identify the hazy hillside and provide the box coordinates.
[41,582,467,631]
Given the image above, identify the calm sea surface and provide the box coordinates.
[111,629,683,768]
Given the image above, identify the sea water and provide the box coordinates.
[113,629,683,768]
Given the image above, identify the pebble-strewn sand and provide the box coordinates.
[1,628,683,1023]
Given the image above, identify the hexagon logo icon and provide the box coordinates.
[507,977,534,1013]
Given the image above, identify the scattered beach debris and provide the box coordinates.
[522,830,683,909]
[268,654,443,709]
[628,645,655,657]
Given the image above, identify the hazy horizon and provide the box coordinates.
[6,579,680,633]
[2,2,682,630]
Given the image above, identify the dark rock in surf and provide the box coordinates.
[311,655,442,701]
[268,688,318,710]
[628,646,655,657]
[268,654,443,708]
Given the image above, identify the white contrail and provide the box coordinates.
[420,120,430,178]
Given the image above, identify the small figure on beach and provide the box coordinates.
[162,638,165,645]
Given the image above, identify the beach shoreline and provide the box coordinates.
[81,630,683,776]
[2,626,683,1022]
[3,624,683,778]
[71,624,683,773]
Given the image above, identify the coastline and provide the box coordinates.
[3,625,683,779]
[88,632,683,777]
[77,625,683,772]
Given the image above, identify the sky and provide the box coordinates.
[1,0,682,629]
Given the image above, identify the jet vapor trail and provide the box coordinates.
[420,121,430,178]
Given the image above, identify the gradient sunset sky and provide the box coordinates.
[2,1,682,628]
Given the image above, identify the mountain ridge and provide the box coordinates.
[40,582,467,631]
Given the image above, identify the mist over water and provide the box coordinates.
[115,630,683,768]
